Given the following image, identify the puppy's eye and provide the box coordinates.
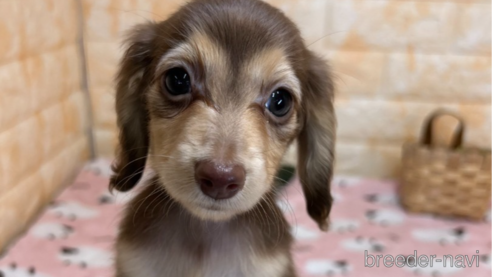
[265,89,292,117]
[164,67,191,95]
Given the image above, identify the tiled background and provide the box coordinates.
[0,0,490,251]
[82,0,491,177]
[0,0,90,250]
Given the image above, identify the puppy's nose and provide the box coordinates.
[195,161,245,200]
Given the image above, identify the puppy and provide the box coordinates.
[109,0,336,276]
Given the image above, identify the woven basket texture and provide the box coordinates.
[400,110,491,220]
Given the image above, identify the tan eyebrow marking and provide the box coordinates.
[156,31,231,109]
[157,31,229,82]
[241,47,301,101]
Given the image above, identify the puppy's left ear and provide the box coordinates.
[297,51,336,231]
[109,23,157,192]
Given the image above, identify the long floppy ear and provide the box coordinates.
[109,23,157,192]
[297,51,336,231]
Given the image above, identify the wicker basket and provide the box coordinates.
[400,110,491,220]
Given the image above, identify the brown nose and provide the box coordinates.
[195,161,245,200]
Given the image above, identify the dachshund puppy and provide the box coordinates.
[110,0,336,276]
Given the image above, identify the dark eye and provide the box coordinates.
[164,67,191,95]
[265,89,292,117]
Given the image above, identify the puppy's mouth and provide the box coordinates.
[198,203,222,211]
[183,198,243,222]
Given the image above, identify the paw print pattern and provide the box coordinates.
[0,264,52,277]
[328,220,360,234]
[58,247,113,269]
[480,254,491,268]
[48,202,98,220]
[332,177,361,188]
[291,225,320,240]
[341,236,385,253]
[364,193,399,206]
[412,227,468,246]
[30,223,73,240]
[1,157,489,277]
[83,159,114,178]
[332,192,343,203]
[366,209,405,226]
[402,257,463,276]
[275,199,296,213]
[305,259,350,276]
[98,190,136,205]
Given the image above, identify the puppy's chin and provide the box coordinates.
[184,202,240,222]
[182,191,259,222]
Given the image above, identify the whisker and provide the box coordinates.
[306,30,348,48]
[143,184,166,217]
[132,180,161,225]
[266,196,283,247]
[114,167,149,190]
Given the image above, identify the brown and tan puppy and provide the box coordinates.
[109,0,336,276]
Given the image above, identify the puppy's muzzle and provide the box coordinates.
[195,161,246,200]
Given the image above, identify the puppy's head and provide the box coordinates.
[109,0,336,230]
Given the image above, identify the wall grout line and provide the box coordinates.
[331,97,492,107]
[320,45,492,58]
[76,0,96,160]
[0,92,86,136]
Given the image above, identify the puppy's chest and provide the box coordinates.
[128,225,283,277]
[196,235,254,277]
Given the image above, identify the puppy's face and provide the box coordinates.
[147,32,301,220]
[110,0,336,230]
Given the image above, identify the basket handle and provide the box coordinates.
[421,110,465,149]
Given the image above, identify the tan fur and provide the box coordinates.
[147,32,300,222]
[242,47,301,102]
[110,0,336,276]
[115,182,294,277]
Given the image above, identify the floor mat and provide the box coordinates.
[1,159,490,277]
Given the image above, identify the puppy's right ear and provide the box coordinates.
[109,23,157,192]
[297,51,336,231]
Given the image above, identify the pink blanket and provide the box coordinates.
[1,159,490,277]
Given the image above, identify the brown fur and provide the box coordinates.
[110,0,336,275]
[116,179,295,276]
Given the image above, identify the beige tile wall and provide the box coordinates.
[0,0,90,250]
[82,0,491,178]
